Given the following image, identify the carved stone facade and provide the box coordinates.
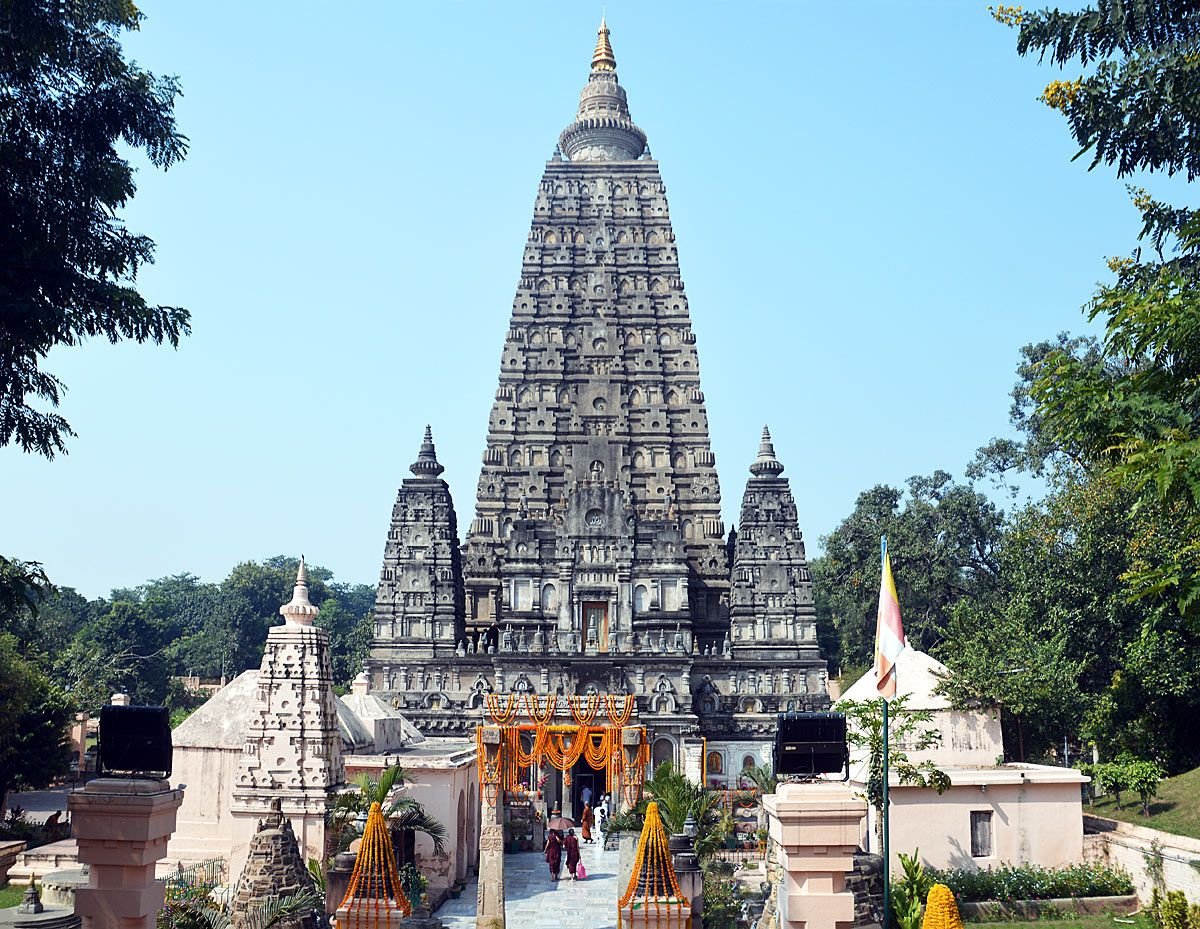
[231,560,343,878]
[366,21,828,770]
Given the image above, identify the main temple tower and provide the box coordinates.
[368,21,828,783]
[463,20,729,652]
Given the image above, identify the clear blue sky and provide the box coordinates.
[1,2,1181,598]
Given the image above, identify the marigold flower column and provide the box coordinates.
[476,727,506,929]
[334,802,411,929]
[763,782,866,929]
[618,802,692,929]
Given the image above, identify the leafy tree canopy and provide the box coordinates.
[0,632,72,815]
[812,471,1002,672]
[0,0,189,459]
[997,1,1200,184]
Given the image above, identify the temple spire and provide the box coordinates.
[592,17,616,71]
[749,426,785,477]
[410,424,445,477]
[280,556,320,626]
[559,17,646,161]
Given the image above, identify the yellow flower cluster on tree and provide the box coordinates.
[1107,256,1135,272]
[921,884,964,929]
[989,5,1027,26]
[1130,187,1155,212]
[1041,79,1082,112]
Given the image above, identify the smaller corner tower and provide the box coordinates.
[368,427,465,693]
[729,429,823,674]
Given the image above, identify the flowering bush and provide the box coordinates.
[927,862,1133,902]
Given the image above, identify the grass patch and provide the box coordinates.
[0,882,30,909]
[1090,765,1200,840]
[970,914,1153,929]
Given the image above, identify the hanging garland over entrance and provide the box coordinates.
[474,694,648,806]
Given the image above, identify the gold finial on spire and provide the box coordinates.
[592,16,616,71]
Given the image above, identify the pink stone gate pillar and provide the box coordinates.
[476,727,505,929]
[68,777,184,929]
[763,782,866,929]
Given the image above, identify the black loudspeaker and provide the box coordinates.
[774,711,848,777]
[98,705,173,777]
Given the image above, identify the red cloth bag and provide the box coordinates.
[576,862,587,880]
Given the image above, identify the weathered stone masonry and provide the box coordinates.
[366,20,828,771]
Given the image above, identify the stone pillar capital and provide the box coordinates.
[764,782,866,929]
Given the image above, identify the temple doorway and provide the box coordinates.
[583,601,609,651]
[570,754,609,816]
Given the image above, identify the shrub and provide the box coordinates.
[892,851,934,929]
[702,872,744,929]
[398,863,427,906]
[1160,891,1189,929]
[926,862,1134,902]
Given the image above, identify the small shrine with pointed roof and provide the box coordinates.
[229,560,345,880]
[229,799,321,929]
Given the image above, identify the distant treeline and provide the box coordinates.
[1,555,374,714]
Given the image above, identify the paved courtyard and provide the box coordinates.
[437,838,618,929]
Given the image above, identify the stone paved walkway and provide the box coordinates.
[437,838,617,929]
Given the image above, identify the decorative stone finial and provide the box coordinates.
[351,669,371,695]
[409,425,445,477]
[749,425,785,477]
[559,18,647,161]
[592,17,616,71]
[279,556,320,626]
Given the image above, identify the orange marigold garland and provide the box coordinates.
[484,693,518,724]
[606,693,635,726]
[568,693,600,725]
[621,729,651,807]
[522,693,557,724]
[618,800,686,929]
[338,801,413,927]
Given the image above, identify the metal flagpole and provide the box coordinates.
[881,535,891,929]
[882,694,890,929]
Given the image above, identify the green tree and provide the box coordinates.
[969,341,1200,769]
[838,694,951,847]
[316,583,376,686]
[326,765,447,863]
[813,472,1002,670]
[993,1,1200,613]
[997,2,1200,184]
[604,761,730,861]
[938,599,1086,761]
[0,633,72,815]
[0,0,189,458]
[1123,757,1166,816]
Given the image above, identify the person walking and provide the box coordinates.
[581,784,592,807]
[545,828,563,882]
[580,802,595,844]
[563,828,581,880]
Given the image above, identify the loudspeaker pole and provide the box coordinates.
[881,695,890,929]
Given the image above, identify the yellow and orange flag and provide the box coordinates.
[873,537,906,700]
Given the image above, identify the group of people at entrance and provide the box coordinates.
[543,800,597,882]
